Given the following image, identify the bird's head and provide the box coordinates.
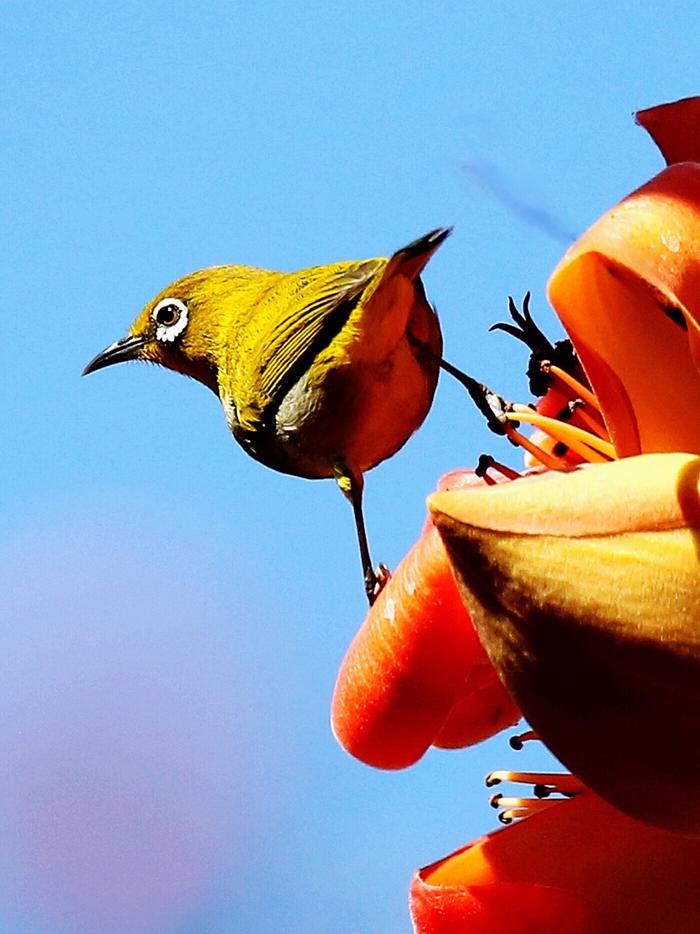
[83,266,265,392]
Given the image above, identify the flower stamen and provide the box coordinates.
[475,454,523,482]
[503,422,572,470]
[565,399,610,440]
[485,769,583,791]
[489,794,563,824]
[509,729,539,750]
[543,362,602,414]
[507,407,616,462]
[485,768,585,822]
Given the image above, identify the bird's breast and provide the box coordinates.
[219,317,440,481]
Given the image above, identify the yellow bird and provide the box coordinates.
[84,227,450,602]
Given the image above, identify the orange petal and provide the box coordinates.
[332,470,519,769]
[411,880,592,934]
[548,163,700,455]
[636,96,700,165]
[432,663,519,750]
[331,524,481,768]
[410,794,700,933]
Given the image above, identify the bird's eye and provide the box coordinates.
[156,303,180,326]
[152,297,189,342]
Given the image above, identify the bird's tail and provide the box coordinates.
[347,226,450,364]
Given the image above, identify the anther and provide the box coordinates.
[486,770,585,794]
[509,729,539,750]
[543,362,601,413]
[475,454,522,483]
[475,454,495,479]
[487,738,587,824]
[567,398,609,439]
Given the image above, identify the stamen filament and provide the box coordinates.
[486,737,587,824]
[543,363,601,413]
[485,770,584,793]
[498,799,561,824]
[475,454,522,481]
[503,423,571,471]
[567,400,610,440]
[494,795,562,812]
[508,408,616,461]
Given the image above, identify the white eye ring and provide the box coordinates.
[152,297,189,342]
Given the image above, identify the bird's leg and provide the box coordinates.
[334,463,389,605]
[438,357,512,438]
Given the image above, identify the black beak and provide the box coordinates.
[82,334,150,376]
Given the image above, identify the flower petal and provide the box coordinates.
[332,471,518,769]
[548,164,700,455]
[432,662,519,750]
[410,794,700,933]
[636,96,700,166]
[411,880,592,934]
[331,524,482,769]
[429,454,700,834]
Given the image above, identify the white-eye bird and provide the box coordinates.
[84,227,451,602]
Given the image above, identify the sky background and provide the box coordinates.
[3,3,698,932]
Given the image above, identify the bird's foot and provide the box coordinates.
[365,562,391,606]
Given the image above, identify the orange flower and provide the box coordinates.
[331,468,519,770]
[548,111,700,456]
[430,452,700,835]
[410,793,700,934]
[334,96,700,932]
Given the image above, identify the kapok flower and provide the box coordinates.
[430,452,700,835]
[332,468,519,771]
[410,792,700,934]
[333,96,700,932]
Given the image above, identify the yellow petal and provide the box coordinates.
[429,454,700,834]
[429,452,700,536]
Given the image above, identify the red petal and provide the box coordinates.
[332,471,519,769]
[636,96,700,165]
[548,163,700,455]
[410,878,593,934]
[331,523,481,769]
[410,794,700,932]
[432,664,519,749]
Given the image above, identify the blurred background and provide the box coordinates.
[2,2,696,931]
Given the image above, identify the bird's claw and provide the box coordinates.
[365,562,391,605]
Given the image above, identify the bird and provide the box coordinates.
[83,227,451,603]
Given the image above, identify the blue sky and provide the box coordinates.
[3,3,698,931]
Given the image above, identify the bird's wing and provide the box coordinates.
[234,258,384,430]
